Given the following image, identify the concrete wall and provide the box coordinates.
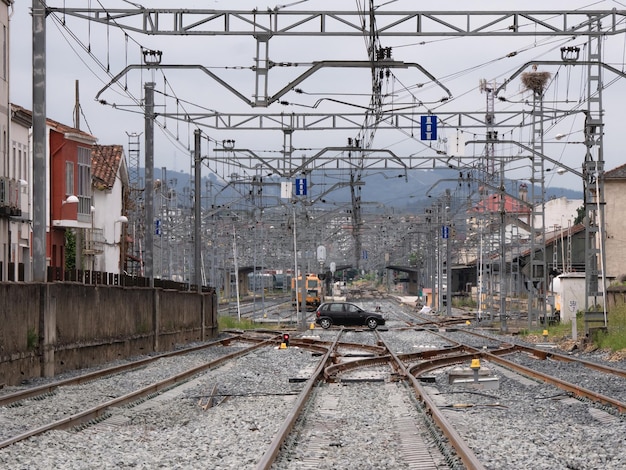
[0,283,41,383]
[0,282,217,386]
[605,178,626,280]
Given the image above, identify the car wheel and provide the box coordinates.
[366,318,378,330]
[320,318,332,329]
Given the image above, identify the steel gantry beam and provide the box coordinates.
[150,109,572,132]
[46,8,626,37]
[34,6,613,329]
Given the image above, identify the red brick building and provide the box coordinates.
[47,118,97,270]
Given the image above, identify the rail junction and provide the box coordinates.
[1,296,624,469]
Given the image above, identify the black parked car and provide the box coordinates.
[315,302,385,330]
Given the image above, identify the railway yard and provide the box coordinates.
[0,295,624,469]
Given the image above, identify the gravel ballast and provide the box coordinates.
[0,300,624,469]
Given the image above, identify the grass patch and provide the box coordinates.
[595,305,626,350]
[453,296,477,309]
[526,317,582,339]
[521,305,626,351]
[218,315,258,331]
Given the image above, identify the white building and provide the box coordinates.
[1,1,27,281]
[90,144,129,274]
[5,104,31,280]
[535,196,583,233]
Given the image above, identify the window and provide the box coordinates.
[65,161,74,195]
[1,26,5,81]
[77,147,92,215]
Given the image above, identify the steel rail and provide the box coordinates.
[508,344,626,378]
[324,354,393,381]
[412,326,626,411]
[397,345,469,363]
[0,334,249,408]
[407,346,626,414]
[376,333,486,470]
[477,350,626,414]
[447,328,626,379]
[323,344,472,381]
[0,337,277,450]
[255,331,343,470]
[289,337,387,355]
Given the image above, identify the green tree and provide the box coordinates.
[574,205,585,225]
[65,229,76,271]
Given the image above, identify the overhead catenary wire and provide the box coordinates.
[47,2,210,159]
[38,2,626,183]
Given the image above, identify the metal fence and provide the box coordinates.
[46,267,213,292]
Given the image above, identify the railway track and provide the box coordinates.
[0,333,278,449]
[405,336,626,468]
[409,328,626,411]
[0,297,624,468]
[266,329,460,470]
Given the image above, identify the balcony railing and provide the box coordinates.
[0,177,22,217]
[83,227,105,255]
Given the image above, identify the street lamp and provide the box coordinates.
[54,194,79,227]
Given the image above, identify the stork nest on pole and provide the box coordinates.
[520,71,552,94]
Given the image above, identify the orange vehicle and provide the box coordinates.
[291,274,321,309]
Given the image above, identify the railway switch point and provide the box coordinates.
[470,359,481,384]
[448,362,500,390]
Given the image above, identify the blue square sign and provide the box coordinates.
[420,115,437,141]
[295,178,307,196]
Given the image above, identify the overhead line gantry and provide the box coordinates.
[34,5,619,331]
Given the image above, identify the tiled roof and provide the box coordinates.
[11,103,96,142]
[471,193,531,214]
[605,163,626,179]
[92,144,124,190]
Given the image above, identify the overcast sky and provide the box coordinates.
[10,0,626,196]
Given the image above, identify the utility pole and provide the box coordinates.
[32,0,47,282]
[144,82,155,286]
[445,189,452,317]
[194,129,202,292]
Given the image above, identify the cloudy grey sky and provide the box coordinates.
[10,0,626,194]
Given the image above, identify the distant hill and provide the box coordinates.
[144,168,583,214]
